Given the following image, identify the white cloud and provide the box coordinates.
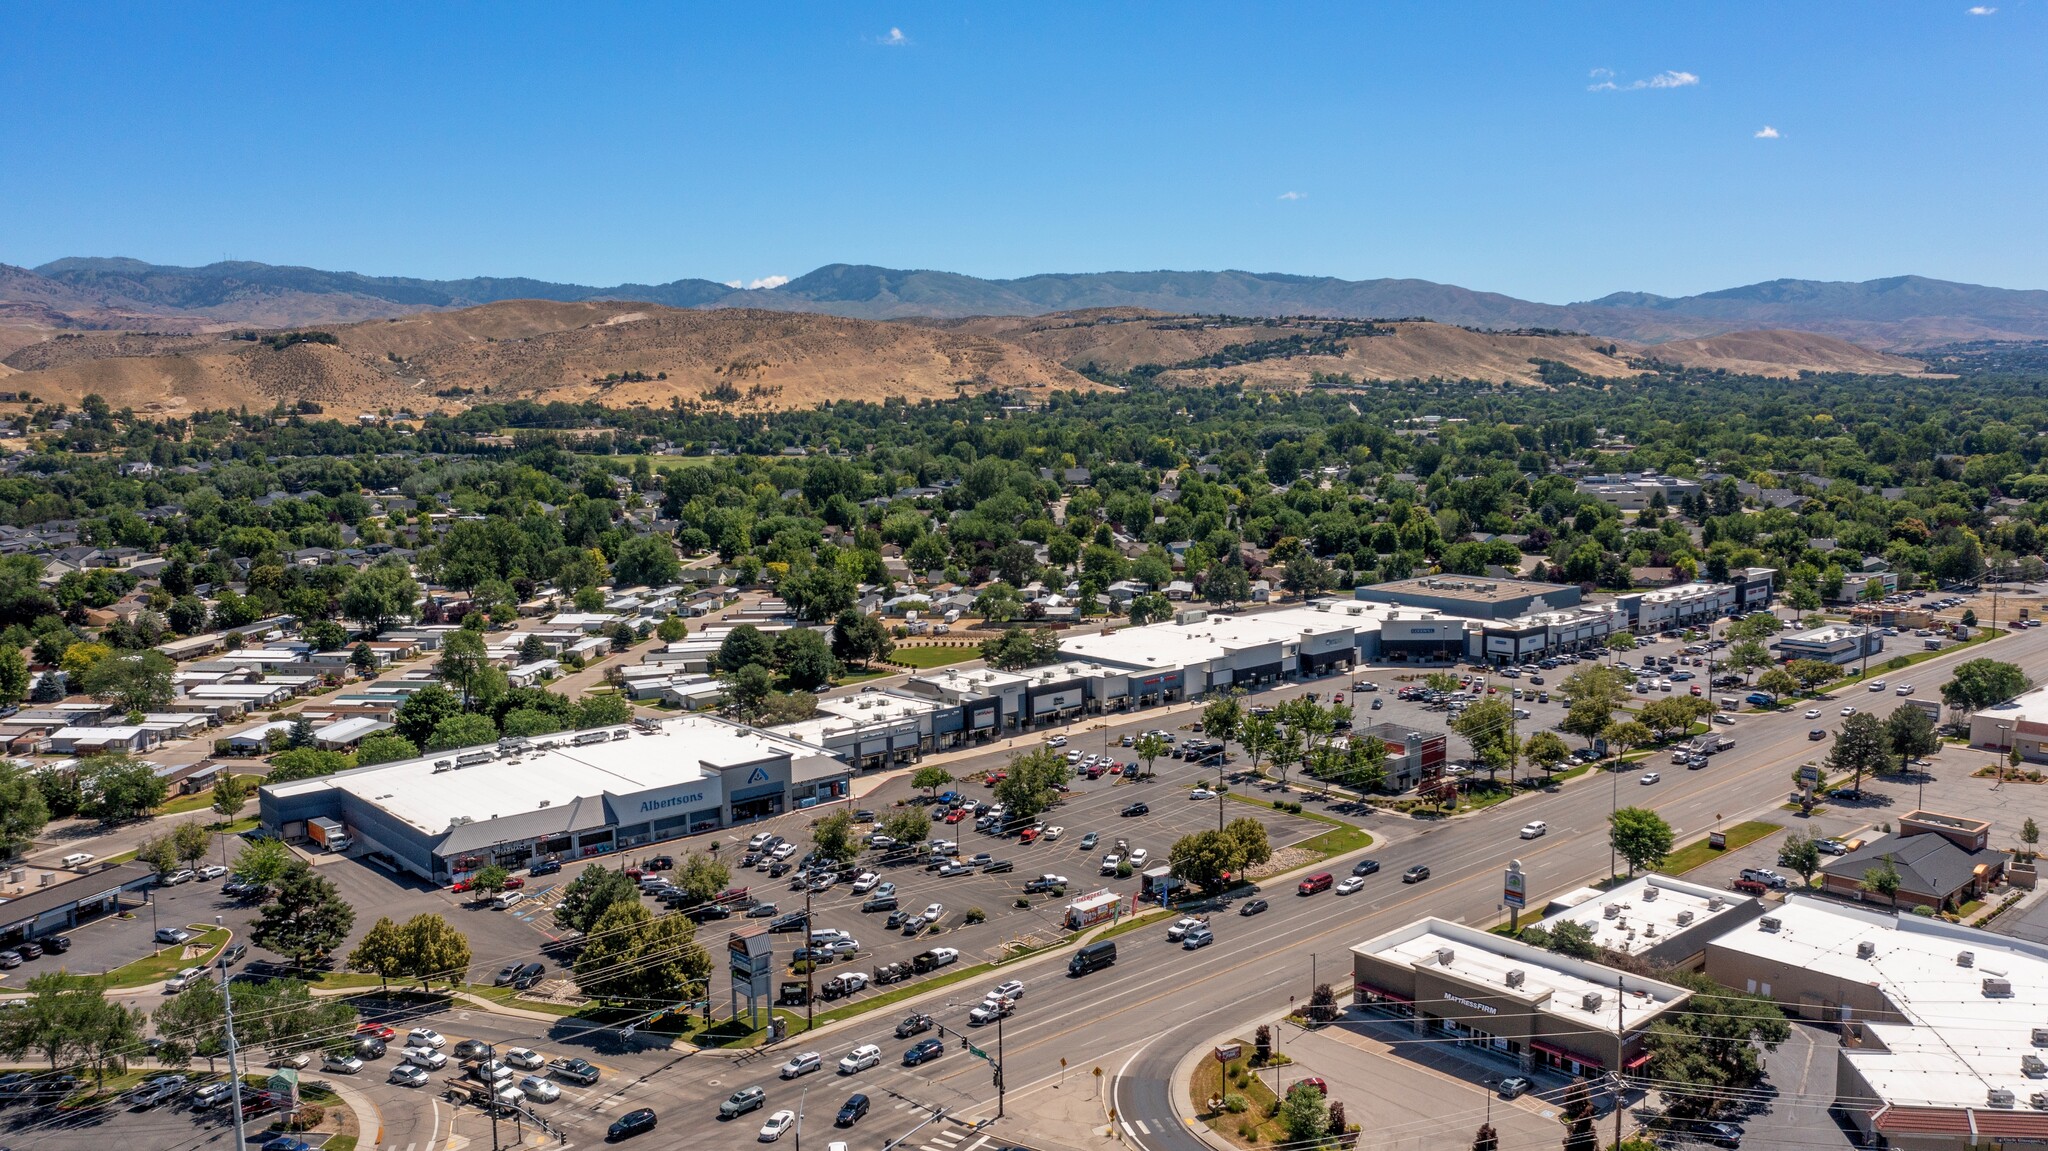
[723,280,742,289]
[1589,68,1700,92]
[1754,125,1781,138]
[1277,191,1306,201]
[880,26,908,45]
[1969,5,1997,13]
[745,276,789,291]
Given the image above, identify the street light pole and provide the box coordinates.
[805,884,815,1032]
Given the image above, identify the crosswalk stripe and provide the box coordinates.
[936,1132,965,1144]
[966,1138,993,1151]
[1136,1119,1152,1134]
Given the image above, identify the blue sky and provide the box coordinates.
[1,2,2039,301]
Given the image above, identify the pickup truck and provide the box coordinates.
[547,1057,600,1086]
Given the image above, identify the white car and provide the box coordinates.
[825,938,861,957]
[1336,877,1366,895]
[761,1109,797,1141]
[1897,684,1915,696]
[839,1043,882,1074]
[1804,708,1821,719]
[1519,821,1548,839]
[851,872,881,893]
[390,1063,430,1087]
[921,902,944,922]
[1189,788,1217,800]
[1640,771,1662,785]
[504,1047,544,1070]
[1841,706,1858,717]
[494,1084,525,1109]
[1044,825,1064,841]
[769,843,797,861]
[991,979,1024,1001]
[1167,916,1206,941]
[867,833,896,848]
[969,998,1013,1025]
[406,1027,446,1049]
[779,1051,823,1079]
[1127,848,1149,868]
[1869,680,1887,691]
[1047,735,1067,747]
[518,1075,560,1103]
[197,864,227,880]
[402,1046,448,1070]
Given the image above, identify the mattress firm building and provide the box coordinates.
[259,715,847,882]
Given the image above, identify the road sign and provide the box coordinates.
[1503,864,1527,910]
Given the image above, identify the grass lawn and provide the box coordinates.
[154,778,258,818]
[1092,908,1175,944]
[887,645,981,669]
[462,983,587,1016]
[308,972,389,992]
[1551,764,1594,783]
[1191,1048,1288,1147]
[1226,792,1374,859]
[1658,820,1783,876]
[103,925,229,985]
[835,668,894,687]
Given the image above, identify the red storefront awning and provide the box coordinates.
[1530,1039,1603,1069]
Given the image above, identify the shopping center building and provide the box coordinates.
[258,714,847,882]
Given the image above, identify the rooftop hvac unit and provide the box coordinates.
[1759,916,1782,933]
[1987,977,2016,998]
[1436,948,1456,966]
[1708,896,1725,912]
[1582,991,1604,1012]
[1643,886,1660,902]
[1505,969,1526,989]
[1645,924,1658,937]
[1858,941,1876,959]
[1675,910,1696,927]
[1604,904,1622,920]
[2033,1092,2048,1110]
[2036,1027,2048,1047]
[2026,1055,2047,1077]
[1990,1088,2017,1108]
[1960,950,1977,968]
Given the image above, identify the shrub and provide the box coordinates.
[1014,898,1031,909]
[282,1104,326,1131]
[1223,1093,1249,1114]
[965,907,987,924]
[790,959,815,974]
[1910,904,1936,917]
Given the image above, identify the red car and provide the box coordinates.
[450,879,473,893]
[357,1023,396,1041]
[502,876,525,889]
[984,771,1007,786]
[1298,1077,1329,1096]
[944,809,968,824]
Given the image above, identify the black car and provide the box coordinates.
[902,1038,945,1066]
[688,902,733,922]
[1351,859,1381,877]
[14,941,42,960]
[885,909,909,929]
[836,1093,870,1126]
[607,1107,658,1140]
[643,855,674,871]
[355,1036,387,1060]
[528,859,563,877]
[768,912,809,933]
[1120,803,1150,817]
[1239,898,1269,917]
[1402,865,1430,883]
[41,934,71,954]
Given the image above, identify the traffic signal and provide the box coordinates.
[960,1038,970,1050]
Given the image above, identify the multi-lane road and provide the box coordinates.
[227,624,2048,1151]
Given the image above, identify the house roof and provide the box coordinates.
[1821,832,2000,897]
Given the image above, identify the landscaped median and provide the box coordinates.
[1657,820,1782,876]
[102,924,229,987]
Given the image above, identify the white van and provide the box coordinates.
[60,852,94,869]
[493,891,528,910]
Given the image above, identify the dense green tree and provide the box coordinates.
[829,608,893,668]
[555,864,640,935]
[1826,711,1892,793]
[425,712,499,751]
[572,901,711,1007]
[611,534,681,587]
[1608,806,1674,875]
[251,859,356,967]
[0,761,49,857]
[80,754,168,823]
[355,732,420,766]
[1943,658,2031,714]
[773,626,840,690]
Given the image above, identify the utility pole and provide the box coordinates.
[219,960,249,1151]
[995,1004,1006,1119]
[486,1040,501,1151]
[1613,972,1626,1151]
[805,884,816,1032]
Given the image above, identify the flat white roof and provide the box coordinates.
[1972,683,2048,726]
[1709,896,2048,1109]
[1356,917,1691,1034]
[1785,624,1874,643]
[1532,875,1759,958]
[265,714,831,836]
[1058,601,1406,672]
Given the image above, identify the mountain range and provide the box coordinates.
[5,257,2048,351]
